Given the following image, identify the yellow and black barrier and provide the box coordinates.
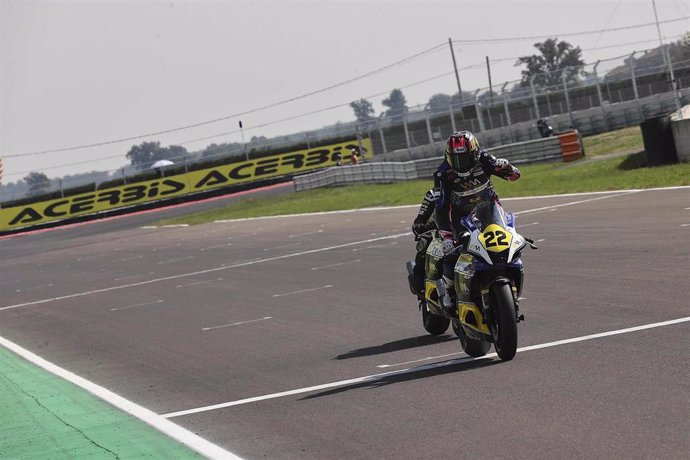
[0,139,372,232]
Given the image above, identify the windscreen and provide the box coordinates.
[472,200,507,232]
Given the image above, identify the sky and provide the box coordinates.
[2,0,689,181]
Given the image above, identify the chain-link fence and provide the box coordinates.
[3,43,689,205]
[365,43,690,156]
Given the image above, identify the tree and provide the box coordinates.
[126,142,188,168]
[516,38,586,89]
[382,89,408,118]
[126,141,164,168]
[165,145,188,162]
[427,93,451,112]
[24,172,51,195]
[350,99,375,122]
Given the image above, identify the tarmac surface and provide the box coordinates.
[1,186,689,459]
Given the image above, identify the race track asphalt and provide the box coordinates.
[1,186,688,459]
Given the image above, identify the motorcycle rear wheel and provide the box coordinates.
[490,283,518,361]
[422,302,450,335]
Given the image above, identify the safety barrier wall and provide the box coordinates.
[368,135,566,164]
[0,139,372,232]
[294,132,582,191]
[368,89,687,166]
[671,117,690,162]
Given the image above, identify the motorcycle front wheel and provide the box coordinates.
[490,282,518,361]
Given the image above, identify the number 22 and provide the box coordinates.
[484,230,507,247]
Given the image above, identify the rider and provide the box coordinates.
[434,131,521,314]
[409,189,438,298]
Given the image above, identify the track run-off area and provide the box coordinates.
[1,186,689,459]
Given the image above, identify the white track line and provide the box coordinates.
[514,191,640,215]
[110,299,164,312]
[0,335,242,459]
[176,279,221,289]
[311,259,361,271]
[203,316,272,331]
[273,285,333,298]
[157,256,194,265]
[112,255,144,263]
[208,186,690,224]
[0,191,638,313]
[199,243,232,251]
[15,283,53,293]
[289,229,324,239]
[0,233,410,312]
[161,316,690,419]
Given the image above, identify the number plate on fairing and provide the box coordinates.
[479,224,512,253]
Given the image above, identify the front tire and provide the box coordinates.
[422,302,450,335]
[490,282,518,361]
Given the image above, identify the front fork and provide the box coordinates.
[480,277,525,325]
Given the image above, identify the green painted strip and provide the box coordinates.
[0,346,202,459]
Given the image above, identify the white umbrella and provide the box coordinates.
[150,159,174,169]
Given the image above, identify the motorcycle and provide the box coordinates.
[537,118,554,138]
[406,200,536,361]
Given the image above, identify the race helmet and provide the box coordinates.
[445,131,480,173]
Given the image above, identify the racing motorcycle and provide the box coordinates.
[406,200,536,361]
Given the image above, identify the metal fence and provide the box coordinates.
[3,44,689,204]
[294,134,570,191]
[362,47,690,158]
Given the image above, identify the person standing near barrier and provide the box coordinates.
[434,131,521,314]
[537,118,554,138]
[350,148,360,165]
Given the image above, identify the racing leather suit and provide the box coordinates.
[434,150,520,285]
[410,189,437,297]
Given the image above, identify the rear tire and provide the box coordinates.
[490,283,518,361]
[422,302,450,335]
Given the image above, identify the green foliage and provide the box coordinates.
[382,89,408,118]
[126,141,189,169]
[158,152,690,227]
[581,126,643,158]
[350,99,375,122]
[23,172,51,195]
[517,38,586,88]
[427,93,451,112]
[605,40,690,79]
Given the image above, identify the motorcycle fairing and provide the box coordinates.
[458,302,491,339]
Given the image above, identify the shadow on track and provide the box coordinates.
[335,335,458,360]
[301,357,500,401]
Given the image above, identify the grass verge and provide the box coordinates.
[156,128,689,226]
[157,152,690,226]
[581,126,643,157]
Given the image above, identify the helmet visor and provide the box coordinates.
[449,150,475,172]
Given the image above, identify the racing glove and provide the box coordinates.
[439,230,455,254]
[495,158,521,181]
[412,220,425,237]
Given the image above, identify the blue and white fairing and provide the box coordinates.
[460,201,527,266]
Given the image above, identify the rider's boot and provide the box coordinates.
[436,276,456,317]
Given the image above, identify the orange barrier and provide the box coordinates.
[558,130,585,162]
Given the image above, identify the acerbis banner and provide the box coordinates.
[0,138,372,231]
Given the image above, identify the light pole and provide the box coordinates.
[448,38,464,117]
[239,120,248,161]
